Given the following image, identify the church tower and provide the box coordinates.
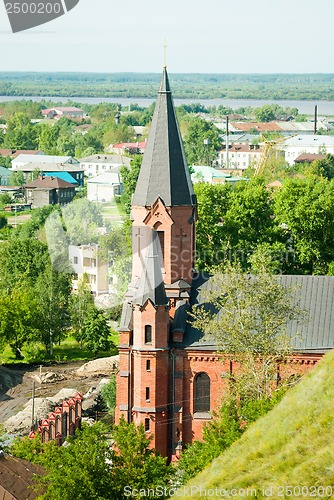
[131,67,196,291]
[116,67,197,457]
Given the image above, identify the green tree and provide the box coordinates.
[0,155,11,168]
[9,170,25,186]
[306,154,334,180]
[74,131,103,158]
[34,424,114,500]
[194,180,283,270]
[191,260,301,401]
[81,307,113,354]
[99,376,116,413]
[0,238,49,292]
[274,177,334,274]
[37,124,60,154]
[3,112,38,149]
[183,116,222,165]
[11,432,48,464]
[61,198,103,245]
[254,105,276,122]
[56,131,76,156]
[0,215,7,229]
[0,193,12,204]
[221,178,279,264]
[0,287,40,358]
[194,182,230,269]
[111,418,172,498]
[254,104,284,122]
[119,155,142,212]
[34,265,71,354]
[70,274,95,348]
[12,421,173,500]
[103,121,135,148]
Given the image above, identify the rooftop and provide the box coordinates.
[79,154,131,166]
[294,153,327,163]
[282,134,334,147]
[87,171,121,184]
[44,172,78,184]
[0,453,44,500]
[14,162,84,173]
[0,149,44,158]
[13,154,79,165]
[173,274,334,354]
[112,141,147,149]
[25,176,75,189]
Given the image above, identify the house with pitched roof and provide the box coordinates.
[86,170,123,203]
[108,141,147,155]
[25,176,75,208]
[11,155,84,186]
[41,107,84,119]
[115,68,334,460]
[279,135,334,165]
[0,453,44,500]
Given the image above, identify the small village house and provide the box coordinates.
[25,176,75,208]
[86,169,123,203]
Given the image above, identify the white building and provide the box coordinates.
[279,135,334,166]
[87,170,123,203]
[69,244,108,296]
[218,144,262,170]
[79,154,131,178]
[42,107,84,119]
[12,154,79,170]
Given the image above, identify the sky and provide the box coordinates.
[0,0,334,73]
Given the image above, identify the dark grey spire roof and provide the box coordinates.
[132,68,195,207]
[135,231,169,307]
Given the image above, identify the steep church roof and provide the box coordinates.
[173,273,334,354]
[135,231,169,307]
[132,68,195,207]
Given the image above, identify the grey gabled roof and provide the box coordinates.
[282,275,334,353]
[132,67,195,207]
[134,231,169,307]
[173,273,334,354]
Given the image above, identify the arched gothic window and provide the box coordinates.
[154,223,164,269]
[194,372,210,413]
[145,325,152,344]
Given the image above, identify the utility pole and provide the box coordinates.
[226,115,229,169]
[314,105,318,134]
[49,272,53,357]
[31,381,35,430]
[204,138,210,166]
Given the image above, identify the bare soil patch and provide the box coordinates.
[0,357,118,427]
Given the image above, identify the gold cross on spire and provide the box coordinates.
[163,38,167,68]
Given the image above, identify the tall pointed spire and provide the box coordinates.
[132,67,195,207]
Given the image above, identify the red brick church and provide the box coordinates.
[115,67,334,458]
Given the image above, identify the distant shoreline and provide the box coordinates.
[0,95,333,115]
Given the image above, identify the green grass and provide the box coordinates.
[177,350,334,499]
[0,333,119,366]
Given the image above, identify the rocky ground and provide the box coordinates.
[0,356,118,437]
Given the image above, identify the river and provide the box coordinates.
[0,95,333,115]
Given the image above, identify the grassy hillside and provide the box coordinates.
[176,350,334,499]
